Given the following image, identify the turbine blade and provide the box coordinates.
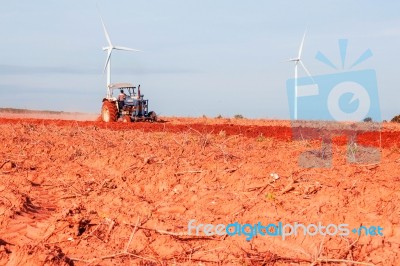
[298,29,307,59]
[103,49,112,73]
[299,60,315,83]
[114,46,141,52]
[100,15,112,46]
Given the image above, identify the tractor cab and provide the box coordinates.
[106,83,137,101]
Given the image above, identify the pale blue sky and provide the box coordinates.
[0,0,399,119]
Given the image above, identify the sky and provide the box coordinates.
[1,0,400,120]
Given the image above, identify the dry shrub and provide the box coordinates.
[391,114,400,123]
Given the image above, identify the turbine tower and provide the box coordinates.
[288,30,313,120]
[100,15,140,98]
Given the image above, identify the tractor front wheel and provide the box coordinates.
[101,101,118,122]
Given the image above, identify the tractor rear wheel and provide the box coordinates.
[101,101,118,122]
[122,115,131,123]
[149,111,157,122]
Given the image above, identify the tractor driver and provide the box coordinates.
[118,89,127,110]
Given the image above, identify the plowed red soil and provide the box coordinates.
[0,114,399,265]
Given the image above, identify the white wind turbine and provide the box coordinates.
[100,15,140,97]
[288,30,314,120]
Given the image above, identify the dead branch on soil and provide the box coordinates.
[308,232,364,266]
[194,175,204,183]
[280,176,296,195]
[174,170,204,176]
[0,160,11,170]
[356,162,380,168]
[221,134,240,145]
[124,217,139,252]
[222,162,245,173]
[296,172,331,181]
[143,155,156,164]
[172,137,185,156]
[314,258,373,266]
[247,182,274,193]
[77,222,102,244]
[105,219,115,242]
[78,218,115,244]
[292,244,373,266]
[223,167,238,173]
[71,217,158,264]
[215,143,241,163]
[338,230,361,260]
[125,224,219,240]
[70,251,157,265]
[121,164,141,174]
[238,246,310,265]
[188,127,213,151]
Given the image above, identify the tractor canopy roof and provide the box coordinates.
[108,83,135,90]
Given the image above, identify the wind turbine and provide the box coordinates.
[100,15,140,97]
[288,30,314,120]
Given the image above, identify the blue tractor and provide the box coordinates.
[101,83,157,122]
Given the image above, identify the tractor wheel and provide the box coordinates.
[149,111,157,122]
[101,101,118,122]
[122,115,131,123]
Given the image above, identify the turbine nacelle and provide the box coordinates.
[288,58,300,62]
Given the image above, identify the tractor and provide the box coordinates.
[101,83,157,123]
